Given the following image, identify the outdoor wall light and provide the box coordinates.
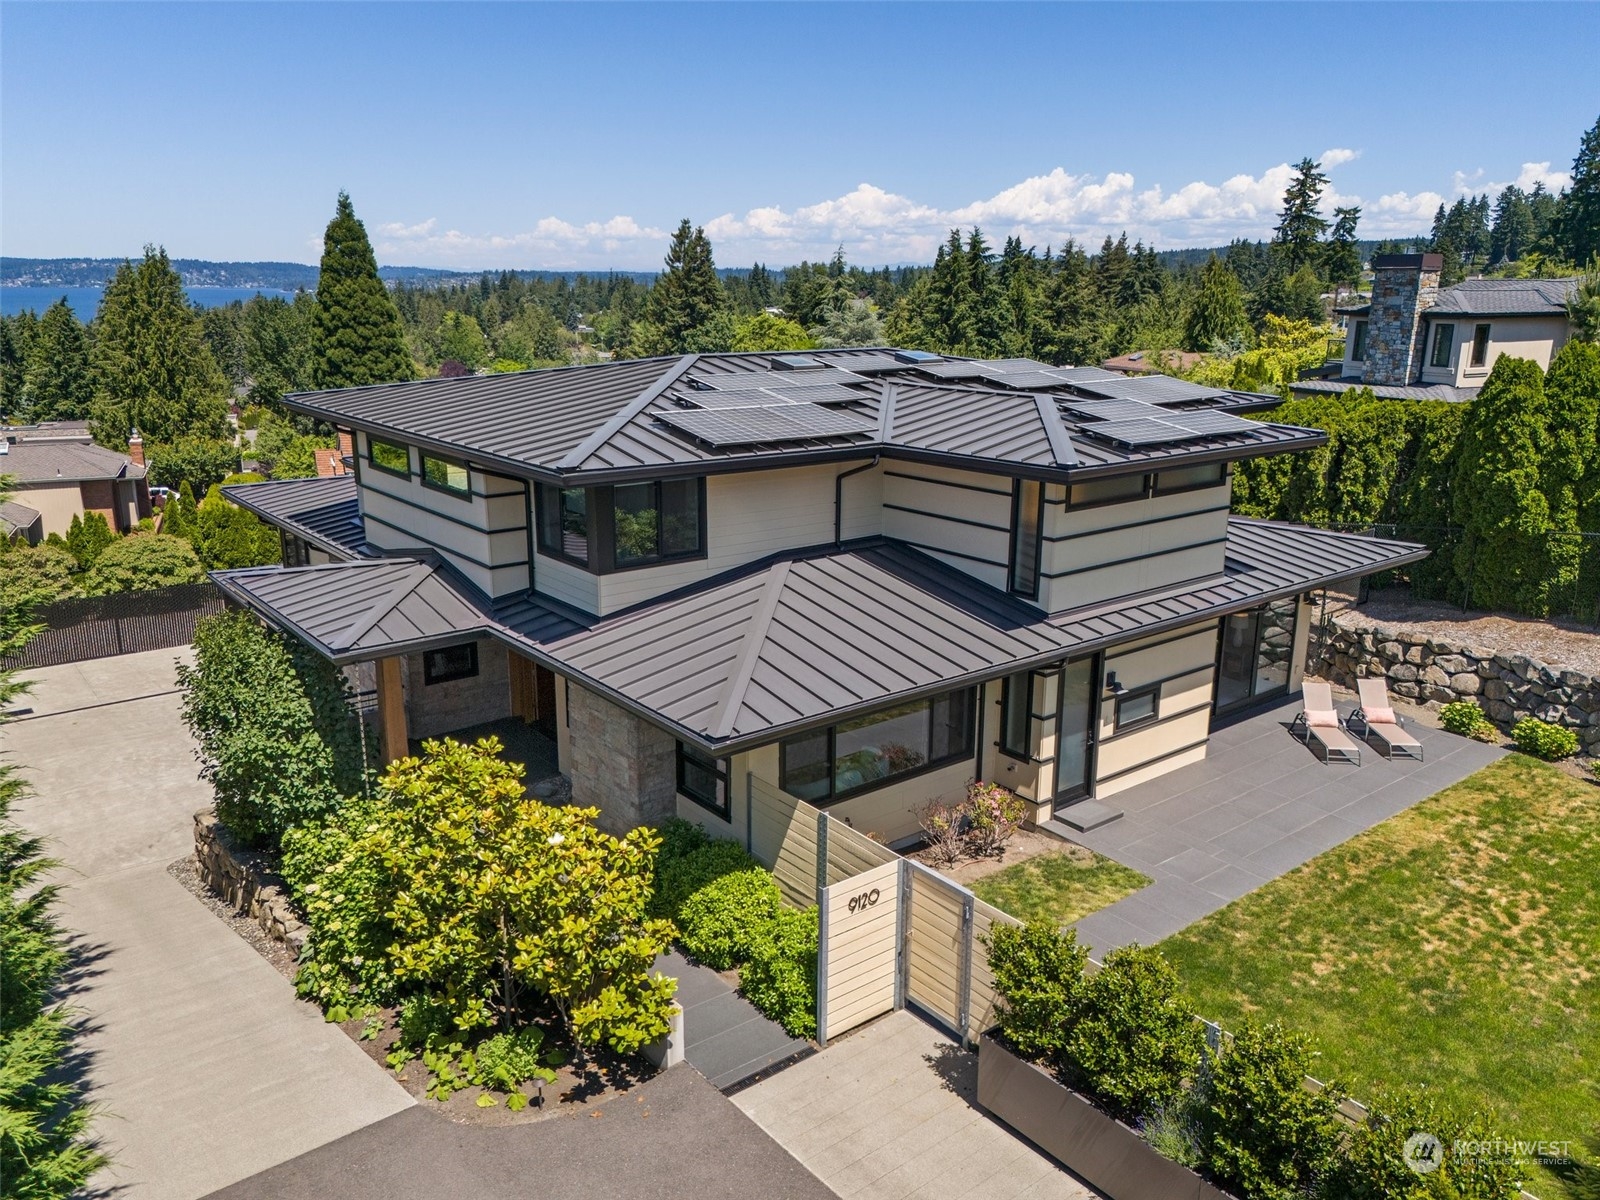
[1105,671,1128,695]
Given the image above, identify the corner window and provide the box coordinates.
[612,478,703,568]
[1430,323,1456,369]
[537,484,590,566]
[676,743,729,819]
[1000,671,1031,760]
[778,688,976,805]
[1469,323,1491,369]
[1350,319,1369,363]
[1009,479,1042,599]
[1114,686,1159,732]
[281,532,309,568]
[421,454,470,497]
[423,642,478,685]
[1068,474,1147,507]
[1152,462,1226,494]
[369,437,410,477]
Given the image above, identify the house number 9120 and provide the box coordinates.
[847,888,881,914]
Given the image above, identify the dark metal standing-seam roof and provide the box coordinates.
[222,475,370,559]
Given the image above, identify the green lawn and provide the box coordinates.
[971,847,1151,925]
[1160,755,1600,1195]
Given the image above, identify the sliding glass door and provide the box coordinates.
[1214,598,1299,715]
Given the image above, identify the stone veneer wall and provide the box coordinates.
[1312,613,1600,755]
[193,809,307,950]
[1363,263,1440,386]
[565,683,678,834]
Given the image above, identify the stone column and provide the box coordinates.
[566,683,677,834]
[1362,253,1442,386]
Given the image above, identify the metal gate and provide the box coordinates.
[903,860,974,1039]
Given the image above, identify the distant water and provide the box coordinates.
[1,285,298,319]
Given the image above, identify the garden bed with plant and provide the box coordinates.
[177,612,680,1123]
[983,923,1532,1200]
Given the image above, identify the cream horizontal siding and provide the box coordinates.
[1093,620,1218,791]
[595,461,876,615]
[532,552,600,612]
[880,463,1013,592]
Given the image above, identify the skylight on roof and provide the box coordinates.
[770,354,826,371]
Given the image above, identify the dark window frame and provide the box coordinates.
[535,483,592,568]
[1008,478,1044,599]
[420,452,472,499]
[608,477,707,573]
[777,687,978,807]
[281,532,310,568]
[1350,319,1369,363]
[999,671,1032,761]
[1067,473,1151,509]
[1113,684,1160,733]
[676,742,730,820]
[422,642,479,685]
[1469,322,1491,369]
[1151,462,1227,495]
[535,478,707,574]
[1430,322,1456,369]
[367,436,412,478]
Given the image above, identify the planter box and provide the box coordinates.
[976,1031,1233,1200]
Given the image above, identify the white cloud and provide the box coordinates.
[1491,161,1572,194]
[362,151,1540,268]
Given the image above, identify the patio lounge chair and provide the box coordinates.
[1289,680,1362,765]
[1349,676,1425,761]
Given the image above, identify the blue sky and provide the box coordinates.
[3,2,1597,270]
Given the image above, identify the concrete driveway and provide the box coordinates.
[6,649,412,1200]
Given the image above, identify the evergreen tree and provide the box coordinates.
[64,511,116,568]
[1322,206,1363,294]
[1451,356,1555,613]
[1036,241,1108,366]
[21,299,93,422]
[635,219,729,355]
[1488,186,1535,265]
[962,228,1009,357]
[0,311,38,417]
[1540,341,1600,612]
[310,192,414,389]
[1184,254,1248,351]
[1272,158,1330,273]
[89,247,230,447]
[1560,114,1600,266]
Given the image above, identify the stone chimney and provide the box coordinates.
[128,429,145,468]
[1362,254,1442,386]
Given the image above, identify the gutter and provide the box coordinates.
[834,455,880,545]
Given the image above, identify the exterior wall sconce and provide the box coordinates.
[1105,670,1128,695]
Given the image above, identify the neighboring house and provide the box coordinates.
[1102,349,1205,376]
[214,350,1423,844]
[1293,254,1578,402]
[1,499,43,544]
[0,423,151,540]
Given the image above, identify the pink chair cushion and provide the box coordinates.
[1365,705,1398,726]
[1307,710,1340,728]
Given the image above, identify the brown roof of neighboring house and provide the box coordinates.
[1102,350,1205,375]
[0,440,146,484]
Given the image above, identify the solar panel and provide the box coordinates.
[1068,375,1234,405]
[981,358,1056,373]
[1160,410,1262,435]
[1075,402,1265,448]
[979,370,1076,390]
[672,388,804,410]
[1082,417,1195,447]
[770,354,825,371]
[1046,366,1123,383]
[1061,398,1170,422]
[915,361,990,379]
[840,354,909,374]
[652,403,875,448]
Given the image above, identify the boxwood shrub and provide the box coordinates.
[739,906,819,1039]
[1439,700,1497,741]
[677,868,781,970]
[1512,717,1579,760]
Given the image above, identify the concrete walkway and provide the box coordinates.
[1070,693,1505,956]
[657,948,813,1090]
[734,1010,1099,1200]
[6,649,412,1200]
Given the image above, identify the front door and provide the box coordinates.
[1054,654,1100,810]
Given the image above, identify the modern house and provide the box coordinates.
[213,350,1424,844]
[1294,253,1578,402]
[0,421,152,542]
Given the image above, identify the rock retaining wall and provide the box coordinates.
[193,809,308,951]
[1312,613,1600,754]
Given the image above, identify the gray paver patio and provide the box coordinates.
[656,948,812,1089]
[1070,692,1504,956]
[7,649,413,1200]
[733,1009,1101,1200]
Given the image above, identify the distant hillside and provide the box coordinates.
[1153,237,1428,271]
[1,257,663,289]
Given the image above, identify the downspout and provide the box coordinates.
[833,455,879,546]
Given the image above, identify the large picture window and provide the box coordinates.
[779,688,976,805]
[676,743,729,819]
[537,478,704,572]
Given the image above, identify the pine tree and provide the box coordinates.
[0,311,38,417]
[21,299,93,422]
[1560,115,1600,266]
[962,228,1009,357]
[636,219,730,355]
[89,247,230,447]
[1322,206,1363,294]
[1488,186,1535,265]
[1272,158,1330,273]
[310,193,414,389]
[1184,254,1248,351]
[1451,356,1555,613]
[1540,341,1600,614]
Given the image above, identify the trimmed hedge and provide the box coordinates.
[739,906,820,1040]
[677,869,781,971]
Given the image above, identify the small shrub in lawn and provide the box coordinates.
[985,921,1088,1061]
[1440,701,1498,742]
[740,906,819,1040]
[1512,717,1580,761]
[677,868,781,970]
[1063,944,1203,1122]
[649,822,760,921]
[1198,1020,1346,1200]
[1317,1086,1523,1200]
